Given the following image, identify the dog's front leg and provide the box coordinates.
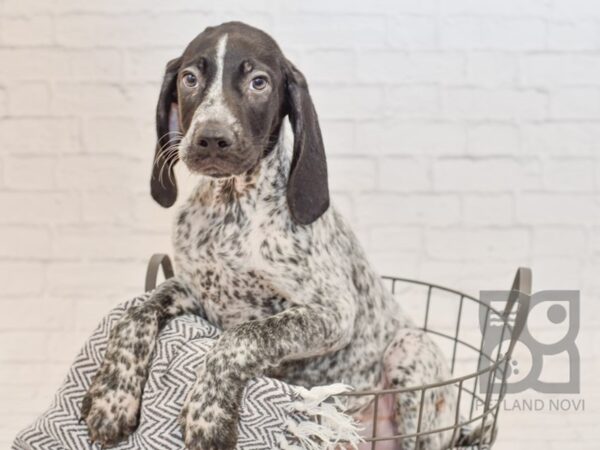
[81,277,202,446]
[181,302,355,450]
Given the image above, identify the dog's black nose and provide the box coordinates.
[195,123,234,152]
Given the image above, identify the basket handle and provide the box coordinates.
[145,253,175,292]
[503,267,532,358]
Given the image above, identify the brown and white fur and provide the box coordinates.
[81,22,471,450]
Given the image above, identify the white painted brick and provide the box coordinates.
[368,226,422,252]
[0,299,73,331]
[83,117,144,155]
[531,256,584,290]
[433,158,542,192]
[0,262,45,298]
[552,0,600,19]
[0,118,80,154]
[2,0,57,15]
[356,121,467,155]
[357,51,465,84]
[331,194,354,223]
[63,49,123,81]
[45,330,97,363]
[4,157,55,190]
[0,362,67,387]
[516,194,600,225]
[311,86,385,120]
[328,157,376,192]
[55,13,204,48]
[369,250,420,278]
[521,123,600,155]
[320,121,356,155]
[73,299,119,331]
[131,193,174,232]
[387,86,440,118]
[440,17,546,50]
[440,0,550,16]
[550,88,600,119]
[443,88,548,120]
[124,85,164,118]
[0,88,7,117]
[52,83,155,120]
[463,194,514,226]
[124,48,181,82]
[52,226,170,261]
[521,54,600,87]
[467,123,520,155]
[187,0,270,13]
[378,158,431,191]
[466,53,518,87]
[277,15,386,49]
[418,260,514,292]
[1,15,54,46]
[51,83,130,117]
[55,156,146,191]
[0,49,54,81]
[54,0,203,13]
[0,332,49,362]
[0,49,121,82]
[387,16,437,50]
[532,227,587,257]
[356,194,461,226]
[301,51,355,83]
[291,0,436,14]
[0,192,80,224]
[591,227,600,255]
[424,228,530,261]
[583,260,600,299]
[544,158,595,192]
[547,20,600,50]
[46,261,145,299]
[0,227,51,259]
[81,191,133,224]
[6,82,50,117]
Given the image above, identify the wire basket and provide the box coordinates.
[145,255,531,450]
[335,270,531,449]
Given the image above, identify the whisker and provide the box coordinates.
[157,131,183,146]
[158,151,176,186]
[158,138,182,154]
[154,144,180,169]
[167,154,179,185]
[158,148,182,187]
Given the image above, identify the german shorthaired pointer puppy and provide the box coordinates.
[81,22,466,450]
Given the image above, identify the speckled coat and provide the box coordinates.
[81,22,462,450]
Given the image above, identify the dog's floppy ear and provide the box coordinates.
[151,57,182,208]
[285,61,330,225]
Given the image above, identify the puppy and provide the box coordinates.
[82,22,457,450]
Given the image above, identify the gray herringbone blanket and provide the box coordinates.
[12,293,361,450]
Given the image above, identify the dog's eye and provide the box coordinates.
[182,72,198,88]
[250,76,268,91]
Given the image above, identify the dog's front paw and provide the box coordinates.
[180,374,243,450]
[81,370,142,446]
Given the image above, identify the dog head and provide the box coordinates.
[151,21,329,225]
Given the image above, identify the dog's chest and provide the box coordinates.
[173,195,290,328]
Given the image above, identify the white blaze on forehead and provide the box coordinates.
[192,33,237,128]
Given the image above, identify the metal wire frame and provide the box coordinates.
[144,255,531,450]
[336,270,532,449]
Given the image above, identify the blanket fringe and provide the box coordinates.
[279,384,363,450]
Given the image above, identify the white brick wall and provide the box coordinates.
[1,0,598,447]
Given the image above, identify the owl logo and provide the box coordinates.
[478,290,580,394]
